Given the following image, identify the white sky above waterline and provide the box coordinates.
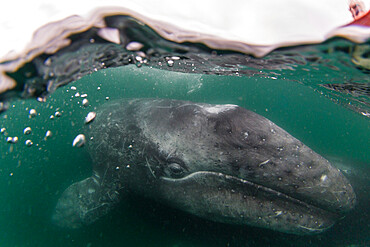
[0,0,368,60]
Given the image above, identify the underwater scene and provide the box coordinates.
[0,3,369,247]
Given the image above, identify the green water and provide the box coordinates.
[0,65,369,246]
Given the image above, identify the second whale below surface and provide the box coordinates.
[52,98,356,235]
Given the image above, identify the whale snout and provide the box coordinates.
[159,171,343,235]
[284,153,357,214]
[158,153,356,235]
[236,144,357,216]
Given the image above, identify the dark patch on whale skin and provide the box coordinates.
[52,99,356,235]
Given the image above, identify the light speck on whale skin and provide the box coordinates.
[199,104,238,114]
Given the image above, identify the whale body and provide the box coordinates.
[52,99,356,235]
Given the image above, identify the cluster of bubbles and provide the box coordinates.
[0,98,74,150]
[6,136,18,144]
[2,49,131,154]
[165,56,180,67]
[1,39,190,151]
[67,84,110,147]
[123,41,182,69]
[71,110,96,148]
[66,85,102,148]
[1,122,53,149]
[1,81,96,151]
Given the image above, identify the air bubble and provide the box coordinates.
[167,60,174,67]
[25,140,33,147]
[29,109,37,118]
[23,127,32,135]
[85,112,96,124]
[37,97,46,102]
[126,41,144,51]
[72,134,86,147]
[44,130,52,140]
[6,136,18,144]
[135,55,145,67]
[82,99,89,107]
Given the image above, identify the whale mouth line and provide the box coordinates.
[161,171,337,215]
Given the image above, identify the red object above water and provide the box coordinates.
[347,10,370,26]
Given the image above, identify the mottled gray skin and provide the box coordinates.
[52,99,356,235]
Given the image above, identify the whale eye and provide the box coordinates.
[167,163,184,178]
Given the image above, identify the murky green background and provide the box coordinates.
[0,65,369,246]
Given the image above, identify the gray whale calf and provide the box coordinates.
[52,99,356,235]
